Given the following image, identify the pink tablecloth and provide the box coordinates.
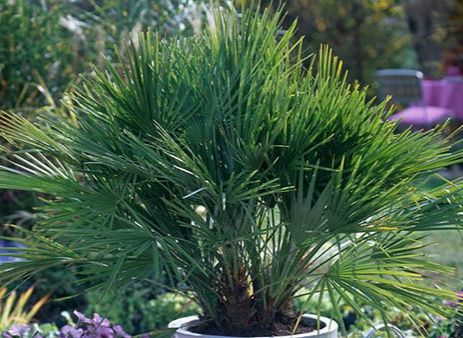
[422,79,463,120]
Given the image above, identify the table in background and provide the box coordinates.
[422,78,463,120]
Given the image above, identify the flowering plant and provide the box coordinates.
[2,312,134,338]
[429,290,463,338]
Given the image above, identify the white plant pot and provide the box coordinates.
[168,314,338,338]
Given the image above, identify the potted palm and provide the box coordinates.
[0,4,462,337]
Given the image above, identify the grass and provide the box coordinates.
[425,230,463,290]
[418,173,463,290]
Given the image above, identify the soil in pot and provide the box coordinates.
[189,314,326,337]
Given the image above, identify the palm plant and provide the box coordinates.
[0,3,463,335]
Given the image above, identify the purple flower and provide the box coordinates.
[94,326,114,338]
[60,325,84,338]
[6,324,30,337]
[73,311,92,325]
[444,289,463,307]
[56,311,132,338]
[113,326,131,338]
[91,314,110,328]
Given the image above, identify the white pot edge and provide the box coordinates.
[168,314,338,338]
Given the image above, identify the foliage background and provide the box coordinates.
[261,0,418,85]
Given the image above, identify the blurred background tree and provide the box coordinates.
[404,0,454,76]
[447,0,463,46]
[441,0,463,75]
[260,0,418,85]
[255,0,463,83]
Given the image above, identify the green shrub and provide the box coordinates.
[0,0,210,109]
[0,0,74,109]
[429,290,463,338]
[87,290,199,334]
[24,267,89,326]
